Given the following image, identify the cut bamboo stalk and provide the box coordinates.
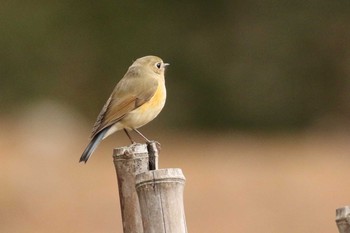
[113,143,158,233]
[135,168,187,233]
[336,206,350,233]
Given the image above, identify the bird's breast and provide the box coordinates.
[121,81,166,129]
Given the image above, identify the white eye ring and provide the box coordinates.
[155,62,162,69]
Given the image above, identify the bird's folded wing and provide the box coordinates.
[90,76,158,139]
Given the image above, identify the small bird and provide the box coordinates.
[80,55,169,163]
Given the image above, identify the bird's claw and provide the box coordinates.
[146,140,161,151]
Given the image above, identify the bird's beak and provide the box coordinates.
[163,63,170,68]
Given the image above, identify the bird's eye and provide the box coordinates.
[155,62,162,69]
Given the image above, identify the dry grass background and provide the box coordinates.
[1,102,350,233]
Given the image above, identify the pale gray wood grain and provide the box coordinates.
[136,168,187,233]
[336,206,350,233]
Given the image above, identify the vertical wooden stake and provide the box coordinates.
[147,141,159,170]
[336,206,350,233]
[135,168,187,233]
[113,143,158,233]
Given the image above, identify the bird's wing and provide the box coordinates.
[90,73,158,139]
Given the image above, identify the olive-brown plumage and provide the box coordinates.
[80,55,169,163]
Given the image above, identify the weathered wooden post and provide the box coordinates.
[113,142,187,233]
[136,168,187,233]
[336,206,350,233]
[113,143,155,233]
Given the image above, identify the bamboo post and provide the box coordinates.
[135,168,187,233]
[113,143,159,233]
[336,206,350,233]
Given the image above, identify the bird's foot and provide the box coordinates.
[146,141,160,170]
[147,140,161,151]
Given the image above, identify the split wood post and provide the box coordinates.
[113,143,159,233]
[135,168,187,233]
[336,206,350,233]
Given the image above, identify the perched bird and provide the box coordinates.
[80,55,169,163]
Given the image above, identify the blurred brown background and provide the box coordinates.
[1,1,350,233]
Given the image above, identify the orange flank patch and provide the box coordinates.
[137,82,166,113]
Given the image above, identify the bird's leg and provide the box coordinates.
[133,129,161,168]
[123,129,136,144]
[133,128,151,142]
[133,128,161,150]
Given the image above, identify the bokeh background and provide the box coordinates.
[1,1,350,233]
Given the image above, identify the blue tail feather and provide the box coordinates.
[79,126,111,163]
